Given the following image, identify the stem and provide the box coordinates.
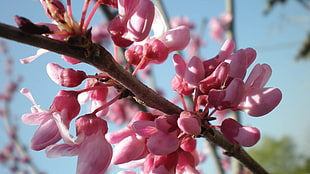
[84,0,102,30]
[67,0,73,19]
[92,93,121,114]
[202,127,268,174]
[80,0,91,31]
[0,23,268,174]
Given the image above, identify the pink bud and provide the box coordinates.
[46,63,87,87]
[143,38,169,64]
[177,111,201,136]
[221,118,260,147]
[125,45,144,65]
[51,90,80,121]
[155,115,178,133]
[14,15,51,34]
[76,114,108,136]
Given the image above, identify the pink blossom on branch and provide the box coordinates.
[46,63,87,87]
[108,0,155,47]
[46,113,112,174]
[221,118,260,147]
[20,88,80,151]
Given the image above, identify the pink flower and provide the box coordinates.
[21,88,80,150]
[106,112,155,165]
[46,63,87,87]
[221,118,260,147]
[158,26,191,53]
[236,64,282,116]
[171,54,204,95]
[108,0,155,47]
[177,111,201,136]
[46,113,112,174]
[132,115,180,156]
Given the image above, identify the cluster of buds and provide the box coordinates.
[14,0,282,173]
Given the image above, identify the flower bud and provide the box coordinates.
[46,63,86,87]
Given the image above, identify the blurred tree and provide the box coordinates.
[249,136,310,174]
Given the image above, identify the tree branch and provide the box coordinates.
[0,23,182,115]
[0,23,268,174]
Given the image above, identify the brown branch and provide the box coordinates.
[203,127,268,174]
[0,23,182,115]
[0,23,268,174]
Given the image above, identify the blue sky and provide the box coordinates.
[1,0,310,173]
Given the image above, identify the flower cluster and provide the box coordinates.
[171,40,282,146]
[16,0,282,173]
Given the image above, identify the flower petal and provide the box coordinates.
[238,88,282,116]
[77,133,112,174]
[19,48,49,64]
[132,120,157,137]
[45,143,79,158]
[30,118,61,151]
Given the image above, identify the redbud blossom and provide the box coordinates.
[21,88,80,150]
[46,63,87,87]
[177,111,201,136]
[132,115,180,156]
[109,0,155,47]
[46,113,112,174]
[106,112,155,165]
[237,64,282,116]
[221,118,260,147]
[159,26,191,53]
